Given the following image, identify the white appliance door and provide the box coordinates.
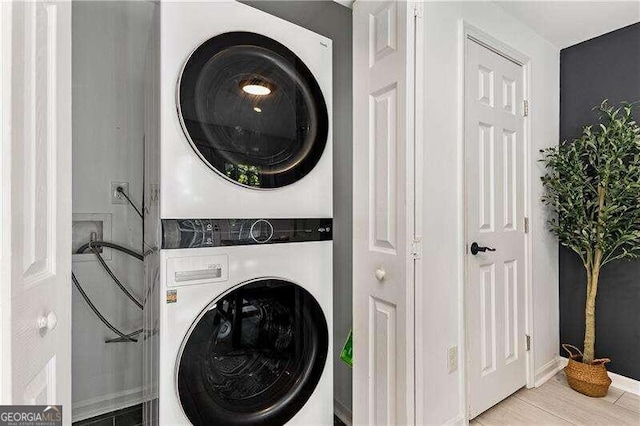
[353,1,416,424]
[175,278,329,426]
[177,31,329,190]
[1,0,72,419]
[465,38,527,418]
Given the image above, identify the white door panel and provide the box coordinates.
[466,39,526,419]
[353,1,415,424]
[2,0,71,419]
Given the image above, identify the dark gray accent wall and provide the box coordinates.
[241,0,353,412]
[559,23,640,380]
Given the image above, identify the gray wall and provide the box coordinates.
[241,0,353,413]
[559,23,640,380]
[72,1,154,419]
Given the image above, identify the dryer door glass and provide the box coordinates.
[178,32,329,189]
[177,279,329,426]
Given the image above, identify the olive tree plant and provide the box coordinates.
[540,101,640,364]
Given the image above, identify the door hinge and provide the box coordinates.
[411,237,422,259]
[414,2,423,17]
[523,100,529,117]
[526,334,531,351]
[524,217,530,234]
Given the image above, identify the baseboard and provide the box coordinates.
[72,386,147,422]
[558,356,640,395]
[534,357,563,387]
[334,398,352,426]
[445,414,465,425]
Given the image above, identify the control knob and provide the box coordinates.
[250,219,274,243]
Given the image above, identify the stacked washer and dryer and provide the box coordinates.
[143,2,333,425]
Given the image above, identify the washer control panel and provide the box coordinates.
[162,218,332,249]
[249,219,274,243]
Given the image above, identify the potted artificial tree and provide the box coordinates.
[540,101,640,397]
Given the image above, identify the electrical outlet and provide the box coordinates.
[447,346,458,373]
[111,181,129,204]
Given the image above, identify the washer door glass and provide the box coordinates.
[178,32,329,189]
[177,279,329,426]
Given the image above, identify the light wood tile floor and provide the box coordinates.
[471,372,640,425]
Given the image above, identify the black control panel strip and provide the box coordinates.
[162,218,333,249]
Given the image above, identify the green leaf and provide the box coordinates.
[540,100,640,269]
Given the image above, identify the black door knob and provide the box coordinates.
[470,242,496,255]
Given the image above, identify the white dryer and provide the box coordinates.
[152,218,333,425]
[160,1,332,218]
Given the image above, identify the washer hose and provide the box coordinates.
[72,272,140,342]
[73,240,144,342]
[76,240,143,261]
[76,241,143,309]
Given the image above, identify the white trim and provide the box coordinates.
[334,398,353,426]
[413,1,426,424]
[446,414,465,426]
[456,19,468,423]
[72,386,148,422]
[558,357,640,396]
[0,0,12,405]
[534,357,563,387]
[405,3,418,423]
[332,0,354,9]
[460,20,534,420]
[608,371,640,396]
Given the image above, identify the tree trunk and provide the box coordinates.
[583,185,606,364]
[583,257,601,364]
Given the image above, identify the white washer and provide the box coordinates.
[161,1,332,218]
[151,219,333,425]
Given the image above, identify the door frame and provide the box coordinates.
[0,0,13,403]
[413,2,425,425]
[458,21,535,421]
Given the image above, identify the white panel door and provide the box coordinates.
[1,0,72,418]
[353,1,416,425]
[465,39,526,418]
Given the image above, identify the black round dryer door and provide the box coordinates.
[177,279,329,426]
[178,32,329,189]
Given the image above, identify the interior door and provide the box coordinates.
[465,38,526,418]
[353,1,416,424]
[1,0,72,418]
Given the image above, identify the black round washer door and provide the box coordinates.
[177,279,329,426]
[178,32,329,189]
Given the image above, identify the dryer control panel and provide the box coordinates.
[161,218,332,249]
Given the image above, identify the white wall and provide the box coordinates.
[72,1,154,420]
[418,2,559,423]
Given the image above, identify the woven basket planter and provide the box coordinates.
[562,344,612,397]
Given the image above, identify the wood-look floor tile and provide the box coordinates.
[515,378,640,425]
[551,371,624,404]
[615,392,640,414]
[474,396,572,425]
